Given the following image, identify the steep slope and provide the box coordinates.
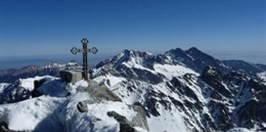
[160,47,229,74]
[91,48,266,131]
[223,60,264,75]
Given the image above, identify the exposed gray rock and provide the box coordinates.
[79,80,122,102]
[131,103,149,131]
[60,70,83,84]
[77,80,149,131]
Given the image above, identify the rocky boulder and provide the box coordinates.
[60,70,83,84]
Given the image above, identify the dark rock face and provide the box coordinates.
[201,66,232,98]
[234,79,266,129]
[208,100,234,131]
[60,70,73,83]
[31,90,43,98]
[170,77,182,88]
[34,79,46,89]
[107,111,136,132]
[77,101,88,113]
[132,68,163,84]
[0,122,9,132]
[0,84,31,104]
[60,70,83,84]
[185,47,228,73]
[31,79,46,98]
[248,79,265,92]
[144,96,160,117]
[223,60,263,75]
[237,100,266,128]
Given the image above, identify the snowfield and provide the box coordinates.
[153,63,199,80]
[0,96,66,131]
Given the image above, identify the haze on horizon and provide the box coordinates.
[0,0,265,65]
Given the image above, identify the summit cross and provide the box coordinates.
[70,38,98,81]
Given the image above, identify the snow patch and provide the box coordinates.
[94,73,126,87]
[154,64,199,80]
[19,75,57,91]
[0,96,66,131]
[147,103,188,132]
[257,72,266,83]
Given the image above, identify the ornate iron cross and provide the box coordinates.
[70,38,98,81]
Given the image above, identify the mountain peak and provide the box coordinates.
[186,47,203,54]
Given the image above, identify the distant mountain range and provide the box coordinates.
[0,47,266,131]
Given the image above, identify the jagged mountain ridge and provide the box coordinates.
[1,47,264,83]
[90,47,266,131]
[0,61,82,83]
[1,47,266,131]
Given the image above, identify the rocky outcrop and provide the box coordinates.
[31,79,46,98]
[75,80,149,131]
[79,80,122,102]
[107,111,136,132]
[77,101,88,113]
[201,66,232,98]
[60,70,83,84]
[0,83,31,104]
[131,103,149,131]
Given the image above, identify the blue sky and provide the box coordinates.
[0,0,265,63]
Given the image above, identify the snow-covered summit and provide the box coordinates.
[0,76,149,132]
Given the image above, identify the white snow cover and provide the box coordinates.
[153,64,199,80]
[257,72,266,82]
[0,96,66,131]
[147,103,188,132]
[0,83,9,93]
[0,76,140,132]
[19,75,57,91]
[93,73,126,87]
[122,62,157,75]
[58,92,138,132]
